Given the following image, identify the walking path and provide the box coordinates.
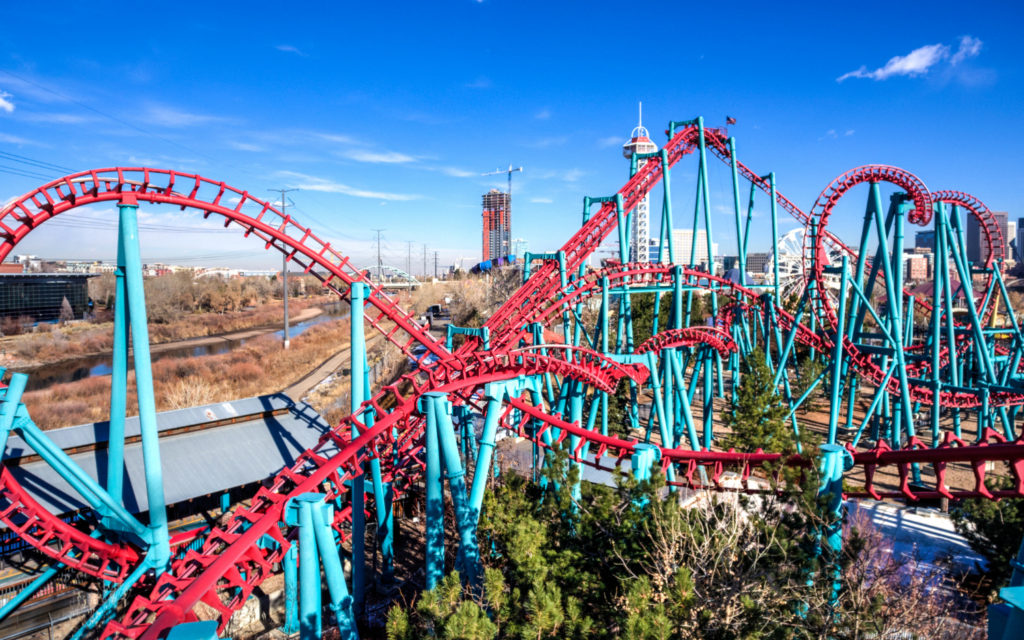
[282,333,384,400]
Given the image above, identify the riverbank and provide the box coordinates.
[23,314,352,430]
[0,296,335,372]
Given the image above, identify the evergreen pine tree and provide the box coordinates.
[722,347,794,454]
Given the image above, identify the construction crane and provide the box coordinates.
[482,164,524,201]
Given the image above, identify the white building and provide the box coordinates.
[1008,220,1017,261]
[622,104,658,264]
[671,229,718,271]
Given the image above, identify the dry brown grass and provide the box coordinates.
[1,296,334,369]
[24,317,351,430]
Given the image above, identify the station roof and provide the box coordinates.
[3,394,338,516]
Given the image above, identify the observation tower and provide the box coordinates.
[622,103,659,262]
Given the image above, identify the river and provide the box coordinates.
[23,302,349,392]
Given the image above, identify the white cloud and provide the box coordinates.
[535,108,551,120]
[529,197,553,204]
[597,136,623,148]
[21,112,94,124]
[313,132,359,145]
[0,133,33,144]
[532,168,582,182]
[143,104,229,127]
[275,44,308,57]
[845,129,855,136]
[838,36,982,81]
[339,149,416,164]
[465,76,491,89]
[227,141,265,152]
[0,91,14,113]
[439,166,475,178]
[523,136,568,149]
[951,35,982,65]
[277,171,422,201]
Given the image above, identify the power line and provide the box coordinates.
[0,151,74,174]
[0,165,55,182]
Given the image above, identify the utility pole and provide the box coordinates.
[373,229,385,281]
[268,188,298,349]
[423,244,427,279]
[406,241,413,276]
[434,251,439,279]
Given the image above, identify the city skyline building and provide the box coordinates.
[1008,220,1017,261]
[511,237,529,262]
[1017,218,1024,264]
[915,230,935,251]
[671,229,717,271]
[966,209,1008,264]
[482,189,511,262]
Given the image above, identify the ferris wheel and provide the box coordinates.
[765,227,844,303]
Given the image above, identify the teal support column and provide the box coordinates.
[990,587,1024,640]
[827,258,850,444]
[283,544,299,635]
[118,198,169,571]
[660,149,676,264]
[818,444,846,610]
[568,384,584,502]
[470,396,503,523]
[768,173,781,305]
[728,138,746,285]
[296,501,322,640]
[422,393,445,590]
[348,282,368,613]
[308,497,358,640]
[107,226,129,508]
[165,621,219,640]
[427,393,482,588]
[702,349,713,449]
[631,443,661,482]
[285,494,359,640]
[379,481,394,585]
[0,373,25,454]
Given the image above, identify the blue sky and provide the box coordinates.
[0,1,1021,272]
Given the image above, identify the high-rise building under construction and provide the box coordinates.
[482,189,511,262]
